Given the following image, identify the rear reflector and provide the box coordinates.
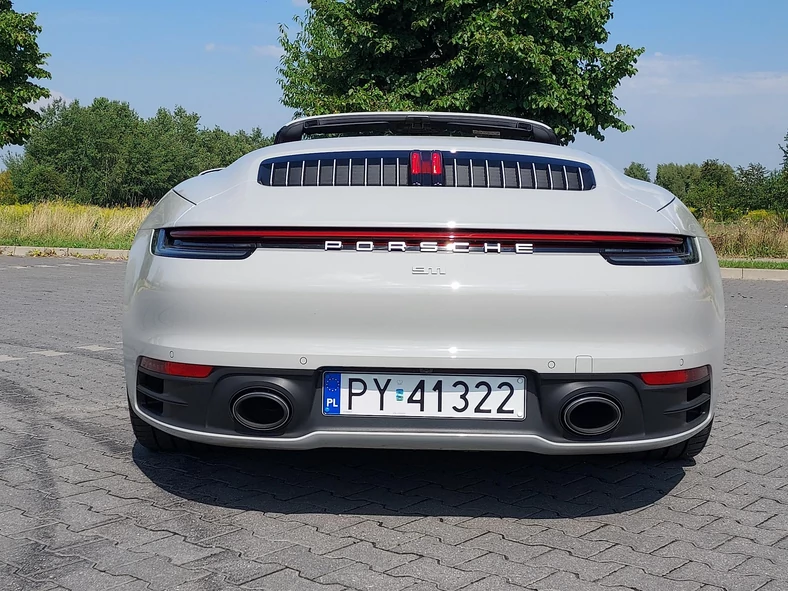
[140,357,213,378]
[640,366,709,386]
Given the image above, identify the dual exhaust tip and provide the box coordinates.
[562,395,622,437]
[231,390,291,431]
[231,389,622,437]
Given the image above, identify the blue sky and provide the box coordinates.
[10,0,788,175]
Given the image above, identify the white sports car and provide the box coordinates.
[123,111,724,460]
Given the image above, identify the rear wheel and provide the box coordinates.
[128,401,201,453]
[642,420,713,461]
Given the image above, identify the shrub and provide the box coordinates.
[0,171,17,204]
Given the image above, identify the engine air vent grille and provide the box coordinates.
[259,151,595,190]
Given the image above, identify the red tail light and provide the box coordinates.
[410,152,422,176]
[640,366,709,386]
[431,152,443,175]
[140,357,213,378]
[410,151,444,184]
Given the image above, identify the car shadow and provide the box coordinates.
[132,444,689,519]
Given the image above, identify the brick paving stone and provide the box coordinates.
[11,523,102,551]
[4,541,84,577]
[51,538,153,570]
[459,552,555,588]
[270,524,356,555]
[110,556,207,591]
[146,512,240,542]
[455,517,547,542]
[256,545,354,579]
[181,550,282,585]
[524,529,611,558]
[326,540,419,572]
[593,545,688,576]
[701,518,787,546]
[715,537,788,565]
[3,255,788,591]
[601,566,703,591]
[689,500,775,527]
[461,532,551,562]
[391,535,486,567]
[394,517,480,545]
[532,571,634,591]
[27,559,136,589]
[655,540,750,571]
[529,549,622,581]
[0,509,57,536]
[667,561,773,591]
[581,524,673,554]
[207,529,294,560]
[135,534,224,565]
[335,520,423,550]
[461,575,541,591]
[387,557,486,591]
[243,568,346,591]
[318,563,417,591]
[733,557,788,581]
[81,517,173,548]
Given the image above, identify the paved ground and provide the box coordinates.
[0,256,786,591]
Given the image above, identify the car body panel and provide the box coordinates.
[123,115,724,454]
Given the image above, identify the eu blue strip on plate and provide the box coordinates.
[323,372,341,415]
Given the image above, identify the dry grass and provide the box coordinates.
[1,202,788,259]
[0,203,151,249]
[702,213,788,259]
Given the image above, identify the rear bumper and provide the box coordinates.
[128,363,714,453]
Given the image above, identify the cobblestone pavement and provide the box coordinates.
[1,256,786,591]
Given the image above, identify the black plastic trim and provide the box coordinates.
[274,113,559,145]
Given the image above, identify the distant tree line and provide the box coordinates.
[624,131,788,220]
[1,98,273,206]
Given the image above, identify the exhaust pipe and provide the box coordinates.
[562,395,622,436]
[231,390,291,431]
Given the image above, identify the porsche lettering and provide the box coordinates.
[324,240,534,253]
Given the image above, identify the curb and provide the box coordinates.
[719,267,788,281]
[2,245,788,279]
[0,245,129,260]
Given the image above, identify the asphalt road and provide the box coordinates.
[0,256,787,591]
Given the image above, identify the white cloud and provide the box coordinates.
[572,54,788,172]
[204,42,240,53]
[29,90,70,111]
[626,53,788,98]
[253,44,284,58]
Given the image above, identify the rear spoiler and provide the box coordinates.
[274,111,559,146]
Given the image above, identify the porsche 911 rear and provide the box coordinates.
[123,113,724,459]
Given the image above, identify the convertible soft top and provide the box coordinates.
[273,111,560,146]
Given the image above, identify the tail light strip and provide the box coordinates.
[153,227,698,265]
[167,228,684,245]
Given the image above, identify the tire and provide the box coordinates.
[642,420,713,461]
[128,401,201,453]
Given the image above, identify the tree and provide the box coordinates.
[683,159,738,219]
[0,169,16,203]
[4,97,274,206]
[655,163,701,200]
[0,0,51,146]
[780,129,788,172]
[277,0,644,143]
[623,162,650,182]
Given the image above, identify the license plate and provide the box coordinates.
[322,373,526,419]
